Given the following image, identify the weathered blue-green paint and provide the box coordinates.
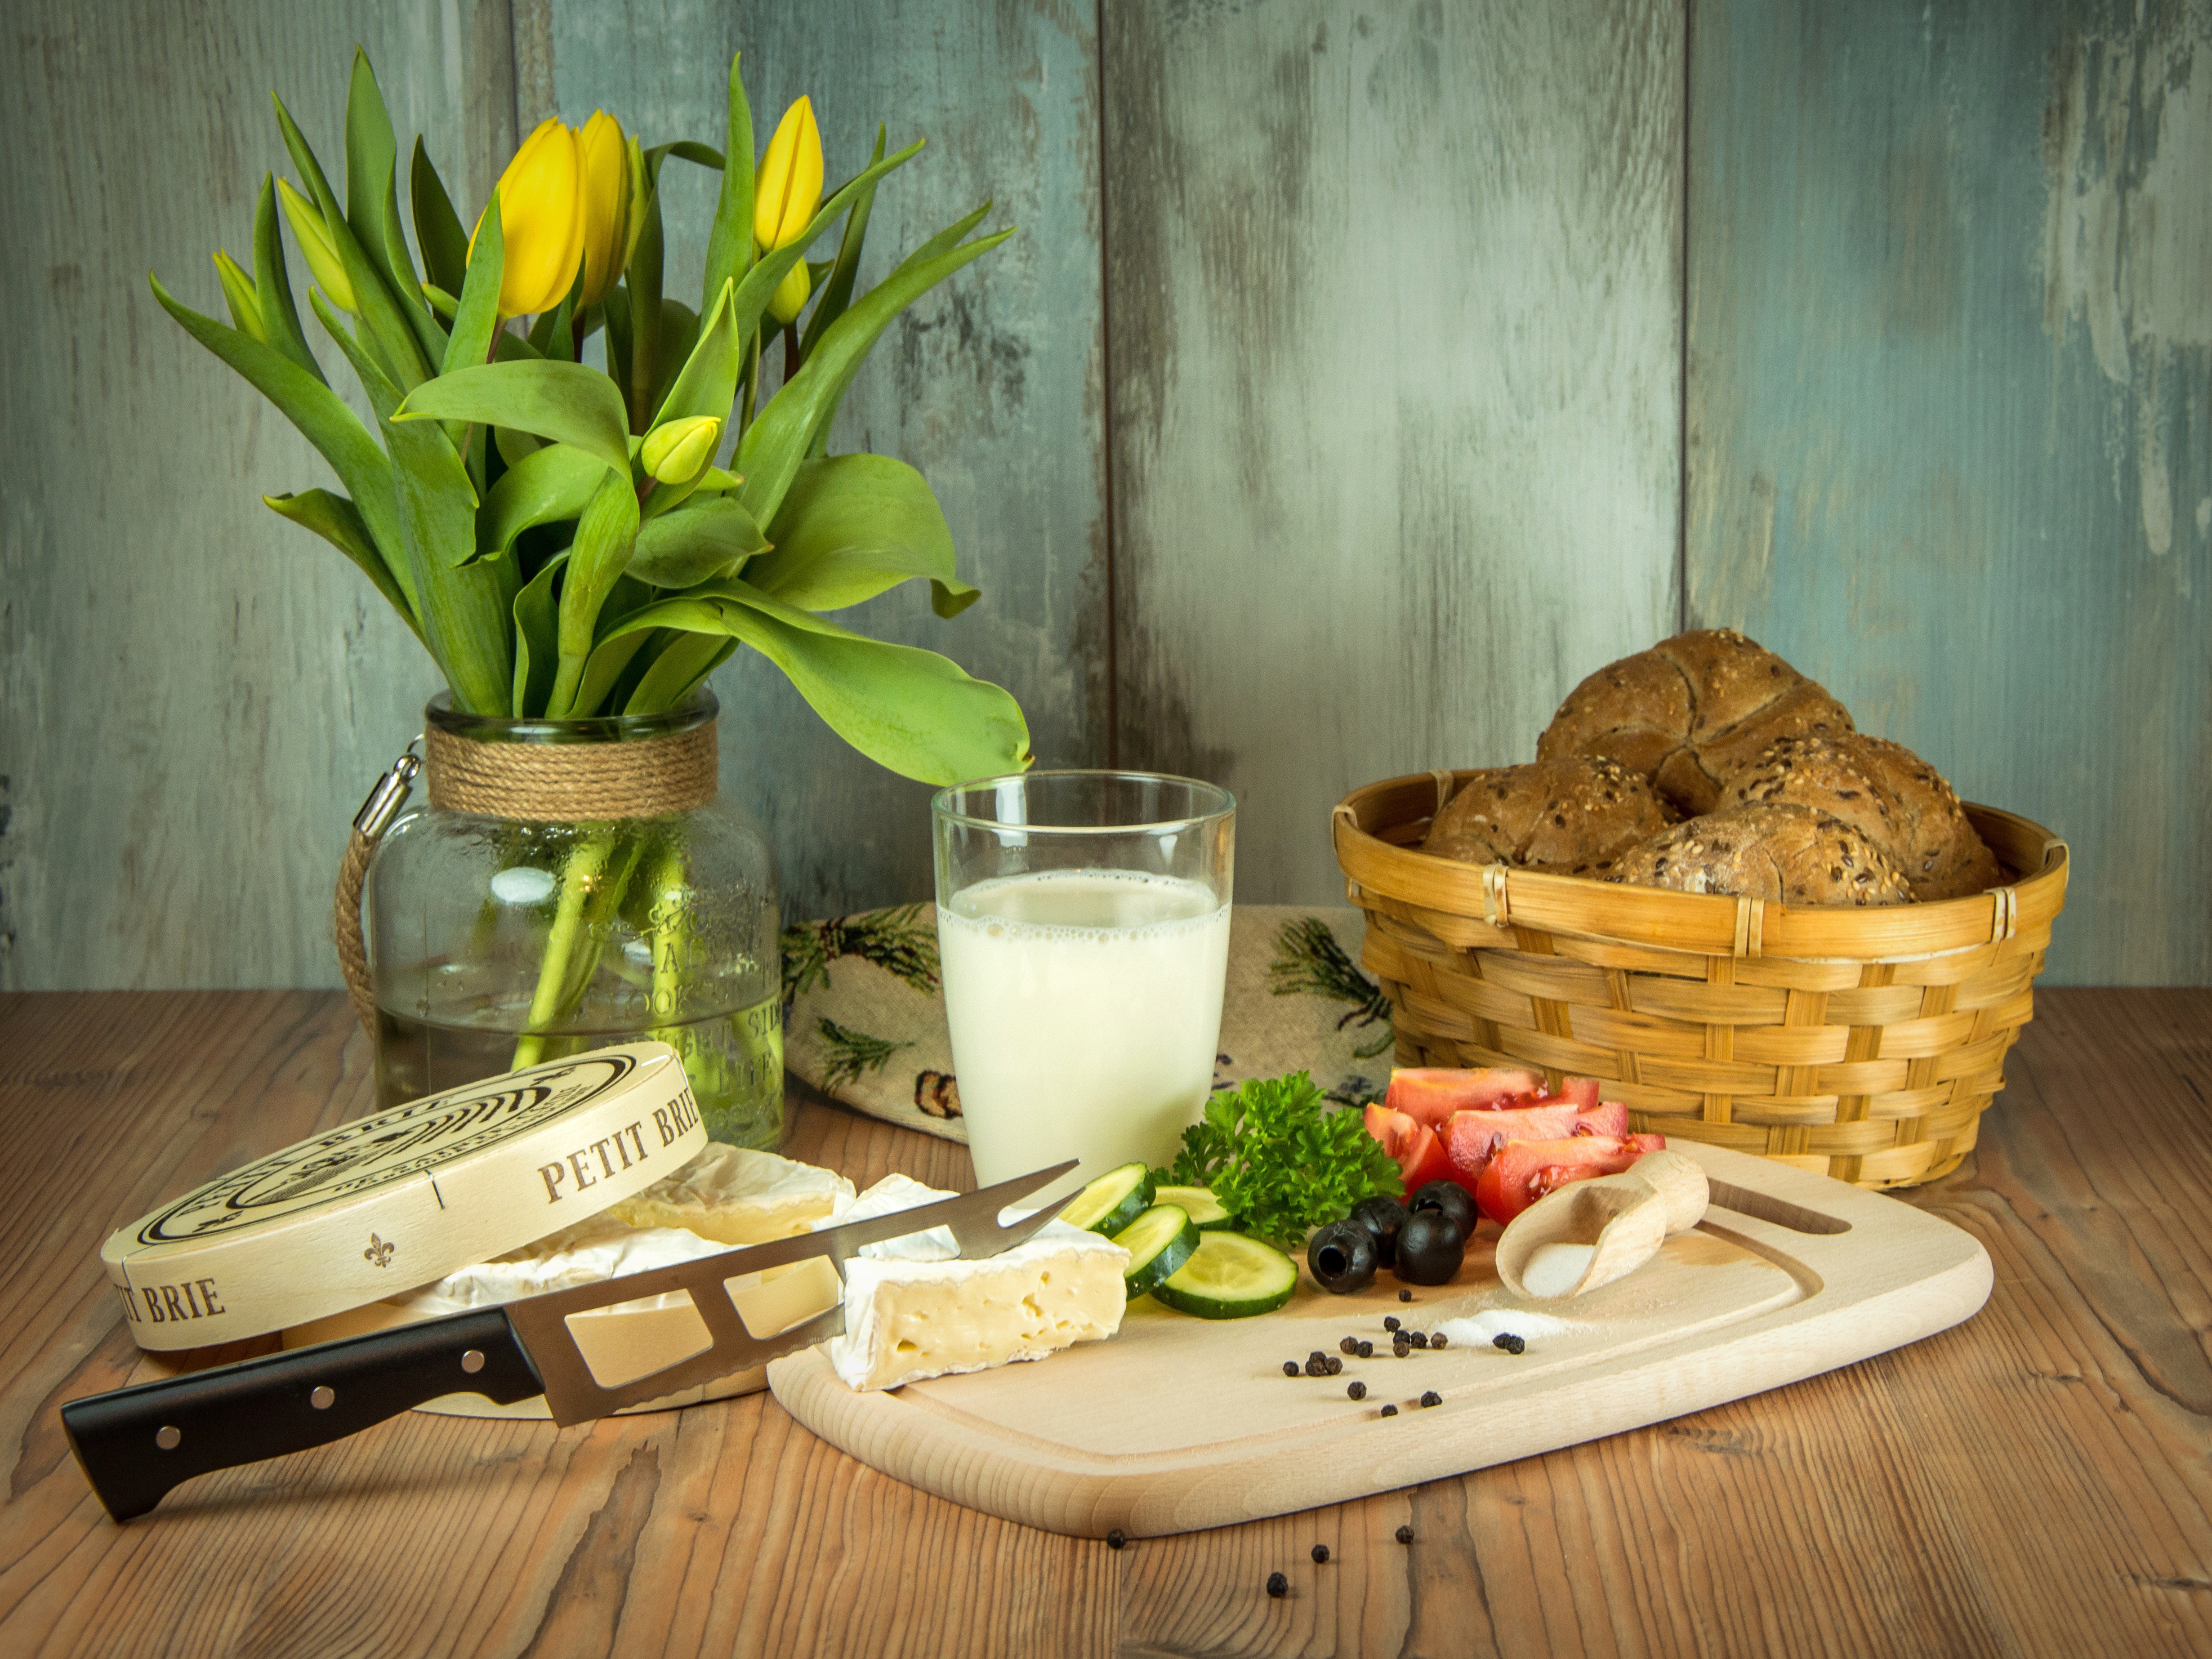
[1105,0,1686,907]
[1686,0,2212,983]
[543,0,1108,922]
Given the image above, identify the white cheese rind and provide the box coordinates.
[824,1176,1128,1391]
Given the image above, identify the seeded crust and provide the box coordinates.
[1612,802,1915,906]
[1536,630,1856,816]
[1421,757,1676,879]
[1720,733,2002,902]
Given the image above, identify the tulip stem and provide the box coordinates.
[783,324,801,387]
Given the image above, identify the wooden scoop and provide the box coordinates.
[1492,1151,1709,1301]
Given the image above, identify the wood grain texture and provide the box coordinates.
[1684,0,2212,985]
[542,0,1110,922]
[1104,0,1685,908]
[4,988,2208,1655]
[0,0,518,993]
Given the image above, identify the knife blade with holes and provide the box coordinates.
[62,1159,1078,1522]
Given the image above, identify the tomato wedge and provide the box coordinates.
[1440,1102,1631,1188]
[1552,1075,1601,1110]
[1383,1066,1548,1128]
[1363,1102,1454,1193]
[1474,1133,1667,1225]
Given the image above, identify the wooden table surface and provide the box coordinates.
[1,989,2207,1658]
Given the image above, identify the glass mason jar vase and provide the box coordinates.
[365,692,783,1148]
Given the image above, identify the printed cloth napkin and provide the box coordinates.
[780,904,1395,1144]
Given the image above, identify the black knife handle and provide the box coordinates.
[61,1307,542,1522]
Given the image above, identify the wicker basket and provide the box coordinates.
[1332,771,2069,1189]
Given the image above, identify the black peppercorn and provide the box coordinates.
[1396,1524,1415,1544]
[1356,1339,1374,1358]
[1339,1337,1359,1356]
[1307,1357,1329,1377]
[1107,1529,1126,1549]
[1309,1350,1326,1363]
[1324,1355,1343,1375]
[1493,1332,1526,1356]
[1393,1338,1411,1358]
[1409,1331,1428,1348]
[1311,1543,1330,1564]
[1266,1571,1288,1598]
[1347,1380,1367,1400]
[1430,1332,1449,1350]
[1421,1390,1442,1408]
[1283,1360,1299,1377]
[1379,1403,1398,1417]
[1383,1316,1400,1332]
[1399,1288,1413,1302]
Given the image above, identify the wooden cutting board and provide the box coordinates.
[767,1142,1990,1537]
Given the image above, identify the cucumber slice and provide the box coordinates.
[1060,1162,1155,1236]
[1151,1183,1232,1229]
[1112,1204,1201,1295]
[1150,1230,1300,1319]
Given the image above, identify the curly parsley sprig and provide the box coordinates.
[1161,1071,1403,1249]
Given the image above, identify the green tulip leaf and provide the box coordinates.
[396,361,632,475]
[740,223,1014,528]
[566,624,659,721]
[512,549,569,716]
[649,297,699,417]
[581,579,1030,783]
[650,278,740,434]
[409,136,470,297]
[263,488,420,641]
[444,192,504,376]
[344,49,432,354]
[478,442,611,563]
[314,290,511,713]
[250,174,324,384]
[725,138,923,364]
[626,177,665,433]
[603,285,632,399]
[747,453,976,617]
[152,274,409,608]
[626,630,734,714]
[700,53,756,325]
[549,469,643,715]
[629,495,767,587]
[650,140,725,172]
[798,125,886,373]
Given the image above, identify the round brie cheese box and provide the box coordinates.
[101,1043,706,1351]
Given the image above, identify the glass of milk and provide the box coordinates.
[933,772,1235,1203]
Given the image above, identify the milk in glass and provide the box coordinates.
[938,870,1232,1200]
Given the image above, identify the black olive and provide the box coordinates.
[1266,1571,1288,1598]
[1408,1179,1479,1239]
[1393,1210,1467,1286]
[1306,1219,1378,1294]
[1348,1194,1409,1268]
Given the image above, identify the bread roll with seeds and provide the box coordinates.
[1720,733,2001,901]
[1422,757,1674,879]
[1536,630,1855,816]
[1612,803,1914,906]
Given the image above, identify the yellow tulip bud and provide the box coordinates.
[276,177,356,312]
[753,96,823,251]
[211,250,265,341]
[575,111,631,308]
[473,117,586,319]
[642,415,722,484]
[767,257,811,327]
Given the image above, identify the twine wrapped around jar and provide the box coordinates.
[334,714,719,1035]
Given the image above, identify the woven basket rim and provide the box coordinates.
[1332,769,2067,965]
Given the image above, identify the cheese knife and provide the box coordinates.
[62,1159,1078,1523]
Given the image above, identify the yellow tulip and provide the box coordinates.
[276,178,356,312]
[473,117,585,318]
[576,111,631,308]
[642,415,722,484]
[767,258,811,327]
[753,96,823,252]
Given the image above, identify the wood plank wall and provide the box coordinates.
[1,0,2203,990]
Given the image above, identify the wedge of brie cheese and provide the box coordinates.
[824,1173,1129,1391]
[603,1139,852,1245]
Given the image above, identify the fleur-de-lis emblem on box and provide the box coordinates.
[364,1233,396,1269]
